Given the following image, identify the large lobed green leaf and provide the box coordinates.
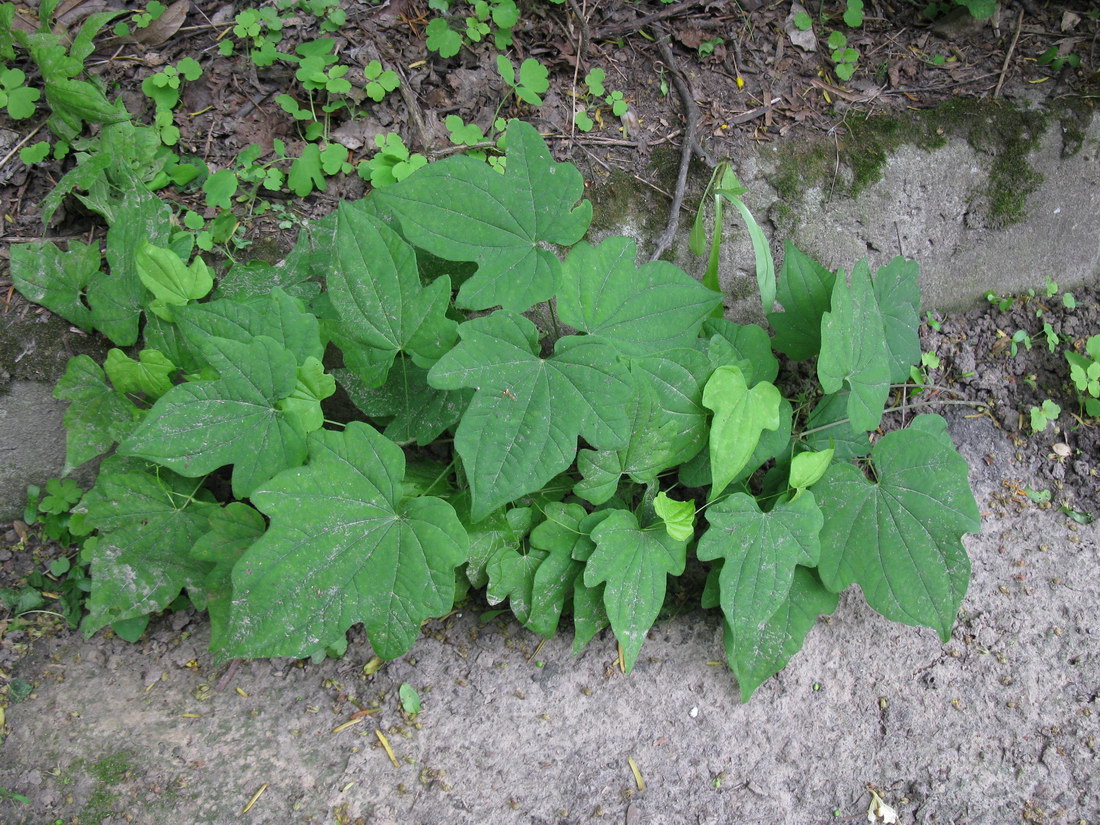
[90,186,172,345]
[723,566,839,702]
[697,492,823,639]
[53,355,139,473]
[372,119,591,312]
[120,335,308,498]
[873,256,922,383]
[189,502,266,652]
[335,356,471,446]
[226,422,468,659]
[584,509,687,672]
[171,288,324,366]
[557,236,721,356]
[574,348,710,503]
[813,415,980,641]
[9,240,100,331]
[429,312,632,520]
[329,203,457,374]
[81,457,217,635]
[817,261,891,432]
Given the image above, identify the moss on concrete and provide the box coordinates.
[587,144,708,246]
[766,98,1056,229]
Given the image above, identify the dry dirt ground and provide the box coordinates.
[1,1,1099,824]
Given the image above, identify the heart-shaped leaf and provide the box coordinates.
[372,119,591,312]
[813,415,980,640]
[227,422,468,659]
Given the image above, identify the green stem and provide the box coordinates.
[546,300,561,340]
[796,398,991,440]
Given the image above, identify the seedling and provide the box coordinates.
[356,132,427,187]
[1029,399,1061,432]
[573,67,631,132]
[112,0,167,37]
[1010,329,1032,357]
[697,37,724,59]
[141,57,202,146]
[828,30,860,81]
[1038,46,1080,73]
[497,55,548,107]
[1066,334,1100,417]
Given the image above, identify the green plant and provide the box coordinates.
[424,0,520,57]
[7,0,128,151]
[1038,46,1080,74]
[141,56,202,146]
[909,350,941,390]
[1029,398,1061,432]
[496,55,548,107]
[0,65,41,119]
[1010,328,1031,356]
[24,477,84,544]
[364,59,399,102]
[13,121,979,702]
[1066,334,1100,417]
[399,683,421,716]
[828,30,859,82]
[356,132,427,187]
[277,0,347,33]
[0,786,30,805]
[690,161,774,316]
[111,0,166,38]
[226,6,288,63]
[573,67,630,132]
[697,37,724,59]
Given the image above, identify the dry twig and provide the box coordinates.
[649,24,714,263]
[993,9,1025,100]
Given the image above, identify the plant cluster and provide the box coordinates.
[792,0,864,81]
[11,119,981,700]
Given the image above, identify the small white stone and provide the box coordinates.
[689,706,699,718]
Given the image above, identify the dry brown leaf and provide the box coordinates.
[105,0,188,47]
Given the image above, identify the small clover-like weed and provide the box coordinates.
[364,59,400,102]
[357,132,427,187]
[497,55,549,106]
[0,66,41,119]
[424,0,521,57]
[828,31,860,81]
[1066,334,1100,417]
[1029,398,1061,432]
[573,67,630,132]
[113,0,166,37]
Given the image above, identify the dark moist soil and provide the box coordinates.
[1,0,1098,253]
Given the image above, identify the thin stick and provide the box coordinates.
[0,120,47,173]
[649,24,713,262]
[993,9,1025,100]
[594,0,702,40]
[797,398,992,439]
